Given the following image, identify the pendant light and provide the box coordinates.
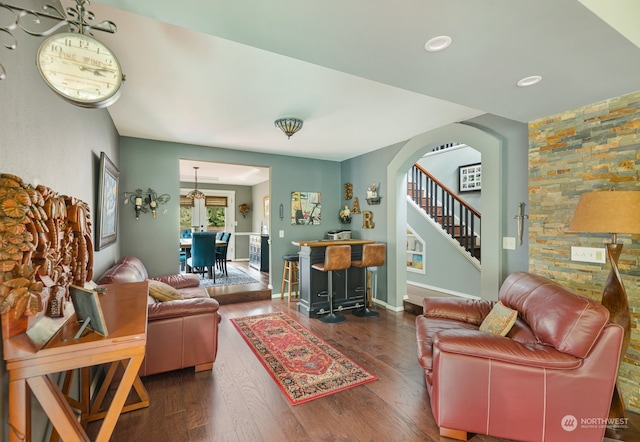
[186,166,205,200]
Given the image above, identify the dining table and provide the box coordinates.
[179,238,227,250]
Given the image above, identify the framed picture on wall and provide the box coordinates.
[263,196,270,217]
[96,152,119,250]
[291,191,322,225]
[458,163,481,193]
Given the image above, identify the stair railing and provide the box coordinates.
[408,164,481,260]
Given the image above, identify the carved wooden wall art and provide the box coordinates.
[0,173,93,336]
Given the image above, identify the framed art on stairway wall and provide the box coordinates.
[458,163,481,193]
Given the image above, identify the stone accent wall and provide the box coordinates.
[529,90,640,413]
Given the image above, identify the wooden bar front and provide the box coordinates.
[292,239,375,317]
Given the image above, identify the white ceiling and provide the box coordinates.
[179,159,269,186]
[62,1,640,185]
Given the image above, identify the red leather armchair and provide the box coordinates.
[97,256,221,376]
[416,272,623,441]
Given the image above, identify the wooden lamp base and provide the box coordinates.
[602,243,631,440]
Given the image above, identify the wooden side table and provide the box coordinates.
[3,281,149,442]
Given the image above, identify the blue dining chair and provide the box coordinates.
[180,229,193,239]
[186,232,217,281]
[179,249,187,271]
[216,232,232,276]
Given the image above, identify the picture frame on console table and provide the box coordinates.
[458,162,481,193]
[96,152,119,250]
[69,285,109,337]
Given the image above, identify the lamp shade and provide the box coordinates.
[568,190,640,234]
[274,118,303,139]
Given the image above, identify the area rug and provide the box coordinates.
[230,311,376,405]
[199,266,259,287]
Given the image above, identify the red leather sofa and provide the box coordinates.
[416,272,623,442]
[97,256,221,377]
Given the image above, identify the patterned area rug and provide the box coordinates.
[198,266,259,287]
[231,311,376,405]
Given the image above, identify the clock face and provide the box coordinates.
[36,32,123,108]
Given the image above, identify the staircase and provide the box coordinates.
[408,164,481,261]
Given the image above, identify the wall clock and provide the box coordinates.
[36,32,124,108]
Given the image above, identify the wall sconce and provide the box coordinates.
[124,188,171,219]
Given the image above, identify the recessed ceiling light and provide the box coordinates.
[517,75,543,87]
[424,36,452,52]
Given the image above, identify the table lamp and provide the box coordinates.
[568,189,640,431]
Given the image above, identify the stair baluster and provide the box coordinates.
[408,164,481,262]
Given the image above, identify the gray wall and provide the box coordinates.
[466,114,530,278]
[340,142,404,303]
[1,30,120,442]
[417,145,482,212]
[118,137,344,291]
[252,180,270,235]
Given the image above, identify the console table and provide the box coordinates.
[3,281,149,442]
[292,239,375,317]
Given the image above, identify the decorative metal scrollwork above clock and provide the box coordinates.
[0,0,125,108]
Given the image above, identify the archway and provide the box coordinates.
[386,123,503,309]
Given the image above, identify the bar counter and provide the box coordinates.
[292,239,376,317]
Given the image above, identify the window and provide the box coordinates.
[180,195,227,231]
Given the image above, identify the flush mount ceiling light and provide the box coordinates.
[424,35,452,52]
[186,166,206,200]
[517,75,543,87]
[274,118,303,139]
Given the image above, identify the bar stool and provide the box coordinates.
[352,243,386,317]
[281,254,299,302]
[312,245,351,324]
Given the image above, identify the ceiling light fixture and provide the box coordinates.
[186,166,206,200]
[424,35,452,52]
[517,75,543,87]
[275,118,303,139]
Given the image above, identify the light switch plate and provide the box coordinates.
[279,230,284,238]
[502,237,516,250]
[571,246,606,264]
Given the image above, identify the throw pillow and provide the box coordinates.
[148,279,183,302]
[479,301,517,336]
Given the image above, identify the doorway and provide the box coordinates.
[387,123,503,308]
[179,159,270,269]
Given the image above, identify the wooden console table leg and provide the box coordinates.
[8,379,30,442]
[27,375,88,442]
[89,359,149,421]
[95,352,144,442]
[89,360,120,420]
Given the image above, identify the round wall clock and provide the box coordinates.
[36,32,124,108]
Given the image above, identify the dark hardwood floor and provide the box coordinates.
[87,265,640,441]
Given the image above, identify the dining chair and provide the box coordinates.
[216,232,232,276]
[179,249,187,271]
[186,232,217,281]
